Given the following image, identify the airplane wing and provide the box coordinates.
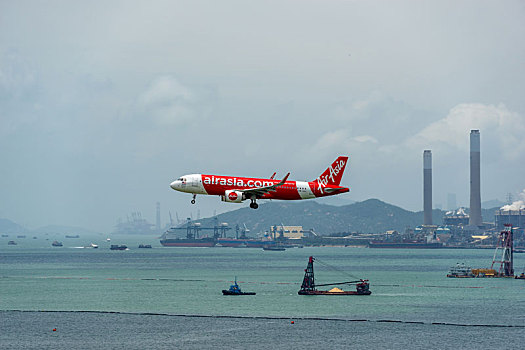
[239,173,290,197]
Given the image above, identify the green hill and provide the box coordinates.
[0,218,25,233]
[195,199,446,235]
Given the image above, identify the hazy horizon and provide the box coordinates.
[1,1,524,232]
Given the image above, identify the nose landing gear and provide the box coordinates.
[191,194,196,204]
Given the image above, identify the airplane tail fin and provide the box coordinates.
[313,156,348,186]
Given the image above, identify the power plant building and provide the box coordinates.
[495,209,525,232]
[443,208,470,227]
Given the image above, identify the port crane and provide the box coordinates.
[490,224,514,277]
[298,256,371,295]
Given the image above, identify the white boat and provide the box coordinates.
[447,263,474,278]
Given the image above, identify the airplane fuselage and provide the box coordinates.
[171,174,348,200]
[170,156,350,209]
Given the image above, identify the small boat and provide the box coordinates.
[65,235,80,238]
[106,238,111,242]
[110,245,128,250]
[51,240,63,247]
[138,244,152,248]
[8,240,17,245]
[515,273,525,279]
[17,235,26,239]
[1,234,8,237]
[298,256,371,295]
[85,243,98,249]
[222,278,256,295]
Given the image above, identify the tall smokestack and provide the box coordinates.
[423,150,432,225]
[469,130,482,226]
[156,202,161,231]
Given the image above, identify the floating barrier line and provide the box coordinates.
[1,310,523,329]
[2,276,524,290]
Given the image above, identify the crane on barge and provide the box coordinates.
[298,256,371,295]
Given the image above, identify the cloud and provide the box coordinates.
[308,129,380,162]
[406,103,525,160]
[353,135,378,144]
[0,50,37,96]
[138,76,197,126]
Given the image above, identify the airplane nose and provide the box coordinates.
[170,181,178,190]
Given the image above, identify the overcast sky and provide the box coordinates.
[1,0,524,232]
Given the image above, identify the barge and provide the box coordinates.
[298,256,371,295]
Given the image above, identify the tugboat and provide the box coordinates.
[222,277,256,295]
[138,244,152,248]
[298,256,371,295]
[7,240,17,245]
[51,240,63,247]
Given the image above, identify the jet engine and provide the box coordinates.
[221,190,245,203]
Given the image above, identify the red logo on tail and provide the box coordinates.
[314,156,348,187]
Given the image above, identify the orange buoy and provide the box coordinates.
[291,321,294,324]
[53,328,57,332]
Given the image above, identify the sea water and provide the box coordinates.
[1,235,524,349]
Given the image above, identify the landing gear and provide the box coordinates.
[249,197,258,209]
[191,194,196,204]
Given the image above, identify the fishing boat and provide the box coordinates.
[222,277,256,295]
[298,256,371,295]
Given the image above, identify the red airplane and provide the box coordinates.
[170,156,349,209]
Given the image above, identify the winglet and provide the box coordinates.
[270,172,276,180]
[277,172,290,186]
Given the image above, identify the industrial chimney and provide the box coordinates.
[423,150,432,225]
[469,130,482,226]
[156,202,161,231]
